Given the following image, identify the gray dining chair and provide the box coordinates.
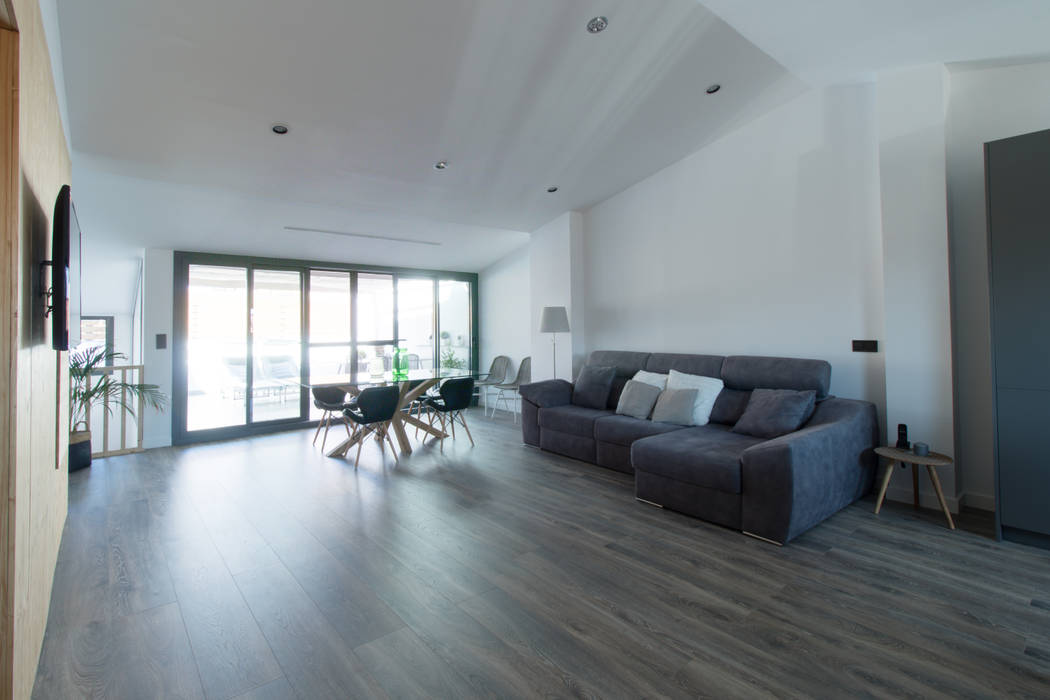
[490,356,530,423]
[476,355,510,412]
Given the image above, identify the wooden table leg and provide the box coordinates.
[389,382,414,455]
[874,460,896,514]
[326,424,365,458]
[912,463,919,509]
[925,465,956,530]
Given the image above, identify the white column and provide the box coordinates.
[529,212,584,381]
[877,64,957,509]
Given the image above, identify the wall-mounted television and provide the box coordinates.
[49,184,81,351]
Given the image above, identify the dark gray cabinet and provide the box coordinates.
[986,127,1050,548]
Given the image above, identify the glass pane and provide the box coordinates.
[358,273,394,342]
[309,270,351,343]
[77,318,109,353]
[252,269,302,423]
[308,345,353,419]
[358,343,396,379]
[439,280,471,371]
[397,278,435,371]
[187,265,247,431]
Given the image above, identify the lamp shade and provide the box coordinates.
[539,306,570,333]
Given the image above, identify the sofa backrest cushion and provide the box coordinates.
[709,389,752,425]
[721,355,831,398]
[586,351,650,409]
[572,365,617,410]
[644,353,724,378]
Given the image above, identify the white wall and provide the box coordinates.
[142,248,174,448]
[876,64,958,508]
[583,84,886,410]
[946,59,1050,510]
[479,245,531,384]
[529,212,585,382]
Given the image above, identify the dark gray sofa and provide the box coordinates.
[519,350,878,544]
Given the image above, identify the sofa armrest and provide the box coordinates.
[740,398,878,544]
[518,379,573,408]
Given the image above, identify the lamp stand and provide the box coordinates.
[550,333,558,377]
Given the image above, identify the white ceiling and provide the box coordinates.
[699,0,1050,86]
[74,154,531,314]
[58,0,1050,313]
[58,0,801,231]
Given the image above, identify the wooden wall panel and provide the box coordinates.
[0,26,19,700]
[2,0,71,698]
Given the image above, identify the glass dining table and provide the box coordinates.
[306,368,480,458]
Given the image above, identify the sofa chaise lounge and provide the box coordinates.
[519,350,879,544]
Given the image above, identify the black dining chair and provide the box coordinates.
[343,385,402,467]
[423,377,475,450]
[312,386,354,450]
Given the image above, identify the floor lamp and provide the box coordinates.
[539,306,570,379]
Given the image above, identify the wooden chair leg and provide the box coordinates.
[354,430,366,468]
[449,413,457,440]
[313,410,327,445]
[457,411,475,446]
[439,414,446,452]
[384,423,399,464]
[321,413,333,450]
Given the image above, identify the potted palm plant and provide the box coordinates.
[69,346,167,472]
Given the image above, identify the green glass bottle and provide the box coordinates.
[393,347,409,380]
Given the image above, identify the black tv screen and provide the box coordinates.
[51,185,80,351]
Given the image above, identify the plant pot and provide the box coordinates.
[69,430,92,472]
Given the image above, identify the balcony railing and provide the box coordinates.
[76,364,146,458]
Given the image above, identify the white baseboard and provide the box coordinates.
[883,485,961,514]
[961,492,996,512]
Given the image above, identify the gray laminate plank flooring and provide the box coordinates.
[33,408,1050,699]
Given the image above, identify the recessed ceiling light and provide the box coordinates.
[706,84,721,95]
[434,160,449,171]
[547,186,559,193]
[587,16,608,34]
[272,123,289,134]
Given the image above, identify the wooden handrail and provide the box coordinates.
[72,364,148,458]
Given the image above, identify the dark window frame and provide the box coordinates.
[172,251,479,445]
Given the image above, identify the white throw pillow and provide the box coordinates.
[665,369,724,426]
[632,370,668,391]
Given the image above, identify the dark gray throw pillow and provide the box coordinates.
[572,365,616,409]
[651,388,698,425]
[732,388,817,439]
[615,380,662,419]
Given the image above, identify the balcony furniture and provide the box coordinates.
[490,356,531,422]
[423,377,476,450]
[519,350,878,545]
[874,446,955,529]
[311,386,354,450]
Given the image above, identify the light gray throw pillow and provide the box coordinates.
[651,388,699,425]
[615,380,662,419]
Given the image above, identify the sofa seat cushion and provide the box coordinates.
[631,425,765,493]
[538,405,613,437]
[594,415,687,447]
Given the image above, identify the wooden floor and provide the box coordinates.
[32,409,1050,699]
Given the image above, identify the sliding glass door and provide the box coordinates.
[250,268,304,423]
[173,252,478,445]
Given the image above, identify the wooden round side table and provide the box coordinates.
[873,446,955,529]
